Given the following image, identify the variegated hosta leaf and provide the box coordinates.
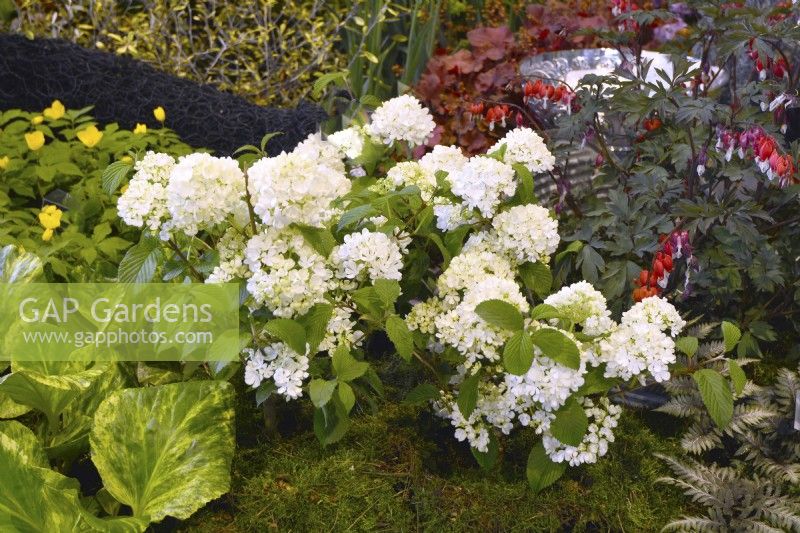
[0,362,106,427]
[0,391,32,419]
[0,420,48,467]
[90,381,235,522]
[0,245,43,284]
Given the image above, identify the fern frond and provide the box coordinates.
[680,423,722,454]
[661,515,721,532]
[687,322,716,340]
[656,395,703,418]
[697,340,725,361]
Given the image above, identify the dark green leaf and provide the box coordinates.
[457,372,481,419]
[264,319,307,356]
[693,369,733,428]
[530,329,580,369]
[503,330,534,375]
[386,315,414,362]
[475,300,524,331]
[550,398,588,447]
[527,441,566,492]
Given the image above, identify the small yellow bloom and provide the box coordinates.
[133,123,147,134]
[121,155,133,163]
[43,100,66,120]
[153,106,166,122]
[0,156,9,170]
[25,131,45,151]
[31,116,44,125]
[77,125,103,148]
[39,205,63,241]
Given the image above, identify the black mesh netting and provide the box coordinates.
[0,34,328,155]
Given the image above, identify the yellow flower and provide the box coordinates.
[0,156,8,170]
[121,155,133,163]
[31,116,44,125]
[25,131,45,151]
[133,123,147,134]
[77,125,103,148]
[153,106,166,122]
[43,100,65,120]
[39,204,63,241]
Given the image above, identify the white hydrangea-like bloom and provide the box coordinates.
[386,161,437,201]
[621,296,686,336]
[318,305,365,352]
[244,228,335,318]
[366,94,436,146]
[117,151,175,233]
[406,297,447,335]
[327,127,365,160]
[432,197,476,231]
[544,281,614,336]
[599,322,677,383]
[332,229,405,282]
[505,352,586,412]
[163,153,246,237]
[492,204,559,264]
[448,156,516,217]
[497,127,556,174]
[435,276,529,366]
[248,140,351,229]
[243,343,309,400]
[206,228,249,283]
[439,379,518,452]
[543,398,621,466]
[419,145,468,177]
[437,248,515,300]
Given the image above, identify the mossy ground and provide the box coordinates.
[178,384,689,532]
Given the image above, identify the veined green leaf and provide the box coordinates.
[503,330,535,375]
[549,397,589,447]
[530,328,580,369]
[692,369,733,428]
[386,315,414,362]
[527,441,566,492]
[475,300,524,331]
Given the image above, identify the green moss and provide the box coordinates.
[182,399,688,532]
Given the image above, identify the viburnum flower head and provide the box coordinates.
[248,136,351,229]
[243,343,309,400]
[366,94,436,146]
[332,228,405,282]
[419,144,468,177]
[244,228,335,318]
[448,156,517,217]
[327,126,365,160]
[386,161,437,201]
[544,281,614,336]
[163,153,246,237]
[117,151,175,233]
[497,127,556,174]
[492,204,560,264]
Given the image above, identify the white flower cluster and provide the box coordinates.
[433,197,476,231]
[206,228,248,284]
[492,204,560,264]
[244,227,334,318]
[117,151,174,233]
[327,126,365,160]
[448,156,517,218]
[542,397,622,466]
[243,343,309,400]
[248,135,351,229]
[498,127,556,174]
[318,305,365,353]
[544,281,614,336]
[332,229,405,282]
[505,347,587,411]
[366,94,436,146]
[385,162,437,201]
[163,153,246,238]
[419,145,468,177]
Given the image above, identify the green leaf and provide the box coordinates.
[576,365,619,396]
[373,279,401,309]
[90,381,235,522]
[299,303,333,354]
[519,262,552,298]
[721,321,741,353]
[728,360,746,395]
[309,379,338,408]
[0,393,31,419]
[527,441,566,492]
[264,318,307,356]
[457,372,481,419]
[101,161,132,195]
[337,204,376,231]
[530,304,561,321]
[512,164,537,203]
[549,398,588,447]
[118,237,163,283]
[293,224,336,258]
[312,70,347,99]
[675,336,699,357]
[331,346,369,382]
[403,383,439,405]
[0,420,48,468]
[692,369,733,429]
[530,329,580,369]
[503,330,535,375]
[471,433,499,470]
[350,286,383,317]
[313,396,351,446]
[474,300,524,331]
[386,315,414,362]
[336,382,356,413]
